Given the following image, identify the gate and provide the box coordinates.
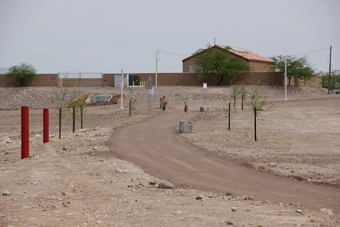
[114,73,129,88]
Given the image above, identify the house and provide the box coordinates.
[182,45,274,73]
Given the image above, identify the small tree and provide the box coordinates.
[247,87,272,117]
[270,55,314,86]
[239,84,248,110]
[229,85,240,109]
[127,88,138,115]
[6,63,37,86]
[53,87,82,138]
[193,44,250,85]
[321,70,340,90]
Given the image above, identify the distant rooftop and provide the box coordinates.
[182,45,274,63]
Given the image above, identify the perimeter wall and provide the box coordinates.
[0,72,321,88]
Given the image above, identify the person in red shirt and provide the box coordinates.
[162,96,167,111]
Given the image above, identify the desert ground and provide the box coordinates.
[0,85,339,227]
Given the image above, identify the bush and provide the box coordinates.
[321,70,340,90]
[6,62,37,87]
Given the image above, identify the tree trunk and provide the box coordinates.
[288,77,292,86]
[218,75,223,85]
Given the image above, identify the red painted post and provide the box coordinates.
[43,109,49,143]
[21,106,29,159]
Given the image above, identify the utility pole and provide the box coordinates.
[328,46,332,94]
[120,69,124,109]
[284,55,288,101]
[155,50,158,87]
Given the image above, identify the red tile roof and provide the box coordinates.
[182,45,274,63]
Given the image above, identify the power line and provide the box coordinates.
[291,48,329,56]
[158,50,188,57]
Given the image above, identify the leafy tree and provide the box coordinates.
[6,62,37,86]
[270,55,314,86]
[320,70,340,90]
[193,44,250,85]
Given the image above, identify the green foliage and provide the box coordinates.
[270,55,314,86]
[229,85,240,109]
[223,101,231,119]
[320,70,340,90]
[6,62,37,87]
[247,87,273,117]
[127,88,138,114]
[193,44,250,85]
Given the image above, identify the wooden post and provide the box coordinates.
[129,100,132,116]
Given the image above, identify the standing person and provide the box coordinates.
[184,101,188,113]
[162,96,167,111]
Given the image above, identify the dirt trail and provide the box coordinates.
[109,108,340,214]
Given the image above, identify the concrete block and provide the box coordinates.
[200,106,212,112]
[179,121,194,133]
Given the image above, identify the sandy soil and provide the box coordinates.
[0,86,339,226]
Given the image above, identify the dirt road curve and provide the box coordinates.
[109,109,340,214]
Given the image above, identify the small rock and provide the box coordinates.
[157,181,174,189]
[262,200,271,204]
[149,180,157,186]
[268,163,277,167]
[231,207,237,211]
[175,210,182,215]
[5,139,12,144]
[195,196,203,201]
[209,194,213,198]
[115,169,129,174]
[319,208,334,216]
[226,221,233,225]
[93,147,98,150]
[2,190,11,196]
[295,209,303,214]
[63,147,67,151]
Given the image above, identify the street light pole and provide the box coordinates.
[155,50,158,87]
[284,56,288,101]
[120,69,124,109]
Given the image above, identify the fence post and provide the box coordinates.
[81,105,84,129]
[43,109,49,143]
[129,100,132,116]
[254,107,257,141]
[228,102,231,131]
[242,93,244,110]
[73,106,75,133]
[21,106,29,159]
[59,108,62,139]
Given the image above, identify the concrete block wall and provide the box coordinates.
[2,72,323,88]
[0,74,58,87]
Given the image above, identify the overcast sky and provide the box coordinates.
[0,0,339,74]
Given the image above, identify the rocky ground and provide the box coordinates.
[0,86,339,226]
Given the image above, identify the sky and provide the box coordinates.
[0,0,339,74]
